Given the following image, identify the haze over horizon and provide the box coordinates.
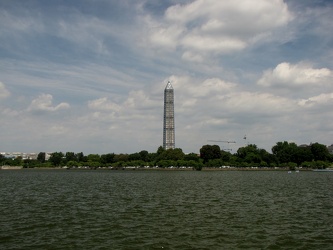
[1,0,333,154]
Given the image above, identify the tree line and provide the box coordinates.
[1,141,332,170]
[200,142,332,170]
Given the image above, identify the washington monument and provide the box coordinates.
[163,81,175,149]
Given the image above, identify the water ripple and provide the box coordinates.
[1,170,333,249]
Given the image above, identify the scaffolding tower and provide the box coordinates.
[163,81,175,149]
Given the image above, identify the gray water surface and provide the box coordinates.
[1,170,332,249]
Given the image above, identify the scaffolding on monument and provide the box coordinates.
[163,81,175,150]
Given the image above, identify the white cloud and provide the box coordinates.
[124,90,159,109]
[181,50,204,62]
[181,34,246,53]
[165,0,290,27]
[1,108,20,117]
[190,78,236,97]
[169,75,294,118]
[258,62,332,88]
[50,124,68,135]
[169,75,235,96]
[84,91,161,141]
[298,93,333,108]
[222,92,295,115]
[28,94,70,112]
[88,97,121,112]
[145,0,292,61]
[148,22,184,49]
[88,90,159,113]
[0,82,10,99]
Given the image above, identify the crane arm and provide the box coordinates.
[207,140,236,143]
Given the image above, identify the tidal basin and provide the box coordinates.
[1,170,332,249]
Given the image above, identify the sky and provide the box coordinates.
[1,0,333,155]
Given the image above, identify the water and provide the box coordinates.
[1,170,332,249]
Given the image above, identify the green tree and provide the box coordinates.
[23,159,39,168]
[139,150,150,162]
[157,146,165,155]
[176,159,187,167]
[76,152,86,162]
[237,144,262,164]
[148,152,157,162]
[114,154,129,163]
[65,152,77,162]
[221,150,232,162]
[194,161,204,171]
[244,152,261,164]
[311,143,331,162]
[206,159,223,167]
[67,160,79,167]
[200,145,221,163]
[11,156,23,166]
[272,141,298,164]
[37,152,46,163]
[158,148,185,161]
[128,152,141,161]
[101,153,115,164]
[294,146,313,165]
[87,154,101,163]
[156,159,175,168]
[259,149,277,167]
[184,152,200,162]
[49,152,64,166]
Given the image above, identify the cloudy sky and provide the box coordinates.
[1,0,333,154]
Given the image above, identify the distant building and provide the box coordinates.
[163,81,175,149]
[0,152,37,160]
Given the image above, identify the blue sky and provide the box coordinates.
[1,0,333,154]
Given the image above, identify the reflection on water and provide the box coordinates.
[1,170,333,249]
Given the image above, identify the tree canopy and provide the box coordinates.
[1,141,332,170]
[200,144,221,163]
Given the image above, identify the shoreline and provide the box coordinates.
[1,166,316,171]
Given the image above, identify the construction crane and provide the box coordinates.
[208,140,236,144]
[207,140,236,152]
